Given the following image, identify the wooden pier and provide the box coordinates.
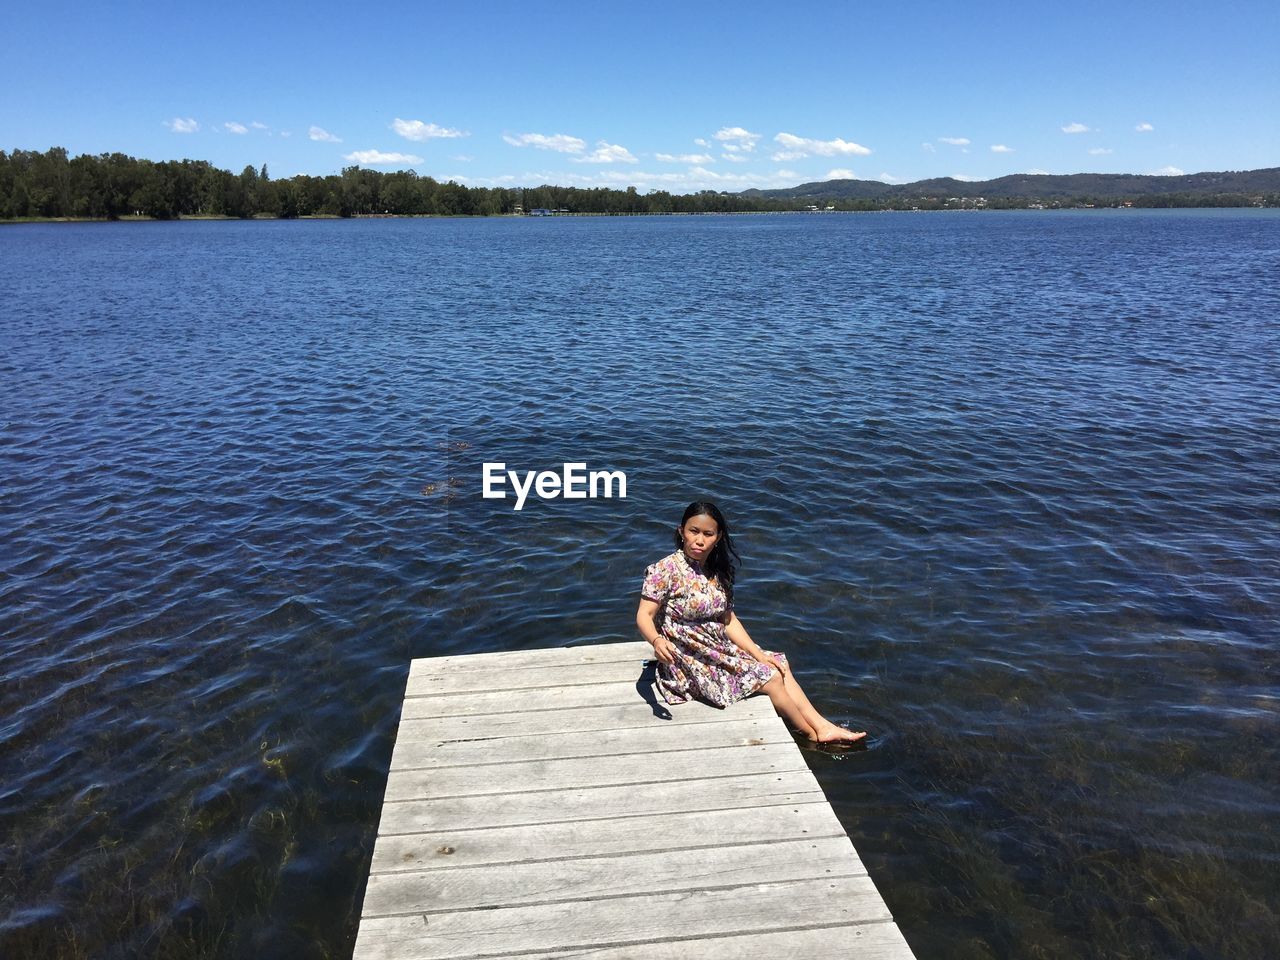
[353,640,916,959]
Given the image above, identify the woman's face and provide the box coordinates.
[680,514,720,562]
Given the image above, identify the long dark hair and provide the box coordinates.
[673,501,741,606]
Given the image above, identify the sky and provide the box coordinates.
[3,0,1277,192]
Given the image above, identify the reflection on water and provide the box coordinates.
[1,211,1278,959]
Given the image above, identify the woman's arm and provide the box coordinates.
[723,612,788,674]
[636,598,676,664]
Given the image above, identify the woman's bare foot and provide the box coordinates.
[814,722,867,743]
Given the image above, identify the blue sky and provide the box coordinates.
[4,0,1277,190]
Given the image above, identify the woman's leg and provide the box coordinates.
[758,672,820,740]
[779,669,866,742]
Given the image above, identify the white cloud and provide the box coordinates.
[1152,165,1185,176]
[939,137,970,146]
[280,131,292,138]
[343,150,424,166]
[471,171,532,187]
[1025,168,1052,175]
[1061,122,1090,134]
[922,142,936,153]
[951,174,980,182]
[771,150,807,161]
[392,118,468,141]
[656,152,714,164]
[309,125,342,142]
[441,173,521,185]
[694,137,711,148]
[826,168,857,180]
[713,126,762,151]
[674,165,798,188]
[250,121,268,130]
[165,117,199,134]
[990,144,1014,153]
[1136,122,1154,132]
[488,164,806,193]
[773,132,871,158]
[573,141,638,164]
[224,122,249,135]
[878,173,907,184]
[1089,147,1113,155]
[503,132,586,153]
[721,152,748,163]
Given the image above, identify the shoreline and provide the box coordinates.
[3,205,1274,225]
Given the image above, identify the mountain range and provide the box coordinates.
[741,167,1280,201]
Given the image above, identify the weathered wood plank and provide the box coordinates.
[353,921,913,960]
[368,801,850,874]
[377,769,825,835]
[362,836,865,917]
[382,739,810,801]
[400,682,649,719]
[531,922,915,960]
[352,875,893,960]
[405,657,652,696]
[388,714,791,770]
[408,642,651,678]
[395,696,776,743]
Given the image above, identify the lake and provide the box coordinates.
[2,210,1278,959]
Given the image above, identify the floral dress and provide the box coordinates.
[641,550,787,707]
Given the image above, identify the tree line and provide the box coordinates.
[1,147,1273,221]
[0,147,806,220]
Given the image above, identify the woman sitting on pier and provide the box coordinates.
[636,501,866,743]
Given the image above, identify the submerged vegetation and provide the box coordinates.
[2,147,1277,222]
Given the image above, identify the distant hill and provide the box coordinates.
[743,167,1280,201]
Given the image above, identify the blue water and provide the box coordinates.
[2,211,1278,959]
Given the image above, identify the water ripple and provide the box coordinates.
[1,211,1278,959]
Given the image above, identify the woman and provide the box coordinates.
[636,501,867,744]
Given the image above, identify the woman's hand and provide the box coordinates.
[652,635,677,665]
[764,653,788,676]
[637,598,674,664]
